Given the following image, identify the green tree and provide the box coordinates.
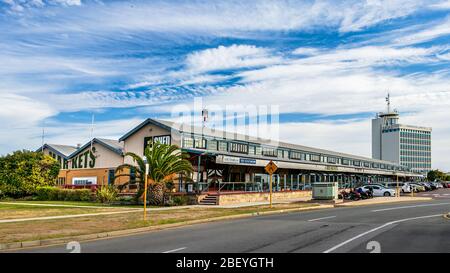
[114,142,192,205]
[427,169,447,181]
[0,150,60,198]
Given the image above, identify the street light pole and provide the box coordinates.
[143,156,149,221]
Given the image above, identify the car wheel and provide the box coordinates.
[384,192,391,196]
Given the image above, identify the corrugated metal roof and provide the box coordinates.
[152,118,404,167]
[44,144,78,157]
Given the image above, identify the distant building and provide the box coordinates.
[372,94,432,174]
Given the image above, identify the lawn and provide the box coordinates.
[0,202,319,244]
[0,200,145,208]
[0,203,132,220]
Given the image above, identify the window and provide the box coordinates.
[207,140,217,150]
[290,151,305,160]
[310,154,321,162]
[248,145,256,155]
[364,162,370,168]
[262,147,277,157]
[218,141,227,151]
[342,159,349,165]
[255,146,262,155]
[229,142,248,154]
[194,138,206,149]
[353,160,361,166]
[327,157,337,164]
[183,137,194,148]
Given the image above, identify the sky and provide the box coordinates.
[0,0,449,170]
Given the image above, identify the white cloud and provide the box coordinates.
[186,44,282,72]
[394,16,450,45]
[292,47,321,56]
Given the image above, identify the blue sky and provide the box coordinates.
[1,0,450,170]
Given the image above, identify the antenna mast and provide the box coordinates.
[90,113,95,152]
[41,120,45,153]
[385,92,391,113]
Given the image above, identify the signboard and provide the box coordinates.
[265,160,278,174]
[222,156,240,164]
[144,135,171,151]
[325,166,338,171]
[239,158,256,165]
[71,147,96,169]
[72,177,97,185]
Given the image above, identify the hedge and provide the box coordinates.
[35,186,92,201]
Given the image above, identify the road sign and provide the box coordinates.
[265,160,278,208]
[265,160,278,174]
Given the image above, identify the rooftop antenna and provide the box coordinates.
[385,92,391,113]
[41,120,45,153]
[201,108,208,138]
[90,113,95,152]
[202,108,208,128]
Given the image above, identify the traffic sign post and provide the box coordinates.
[265,161,278,208]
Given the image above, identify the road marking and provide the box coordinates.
[323,214,442,253]
[162,247,186,253]
[307,216,336,222]
[371,202,450,212]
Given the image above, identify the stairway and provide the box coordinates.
[199,193,219,205]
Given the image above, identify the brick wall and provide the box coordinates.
[217,190,312,205]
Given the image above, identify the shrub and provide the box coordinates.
[35,186,92,201]
[35,186,59,201]
[96,186,118,203]
[171,195,189,206]
[117,195,134,203]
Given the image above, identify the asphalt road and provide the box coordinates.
[12,197,450,253]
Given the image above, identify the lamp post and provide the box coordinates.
[143,156,149,221]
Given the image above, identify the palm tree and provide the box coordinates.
[114,142,193,205]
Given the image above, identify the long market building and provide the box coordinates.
[41,118,424,197]
[118,118,423,193]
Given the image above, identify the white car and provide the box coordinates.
[401,183,412,193]
[358,185,396,197]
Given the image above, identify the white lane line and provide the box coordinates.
[307,216,336,222]
[371,202,450,212]
[162,247,186,253]
[323,214,442,253]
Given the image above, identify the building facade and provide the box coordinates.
[41,138,128,187]
[372,101,432,174]
[119,118,422,194]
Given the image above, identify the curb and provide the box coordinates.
[0,204,333,251]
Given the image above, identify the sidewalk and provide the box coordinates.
[335,196,432,207]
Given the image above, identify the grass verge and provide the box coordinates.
[0,202,319,244]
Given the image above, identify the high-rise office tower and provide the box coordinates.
[372,94,432,174]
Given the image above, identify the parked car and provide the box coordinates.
[433,182,443,189]
[386,182,404,189]
[409,183,426,192]
[401,183,412,193]
[419,182,432,191]
[358,185,396,197]
[442,182,449,188]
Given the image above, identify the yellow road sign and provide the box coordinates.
[265,160,278,175]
